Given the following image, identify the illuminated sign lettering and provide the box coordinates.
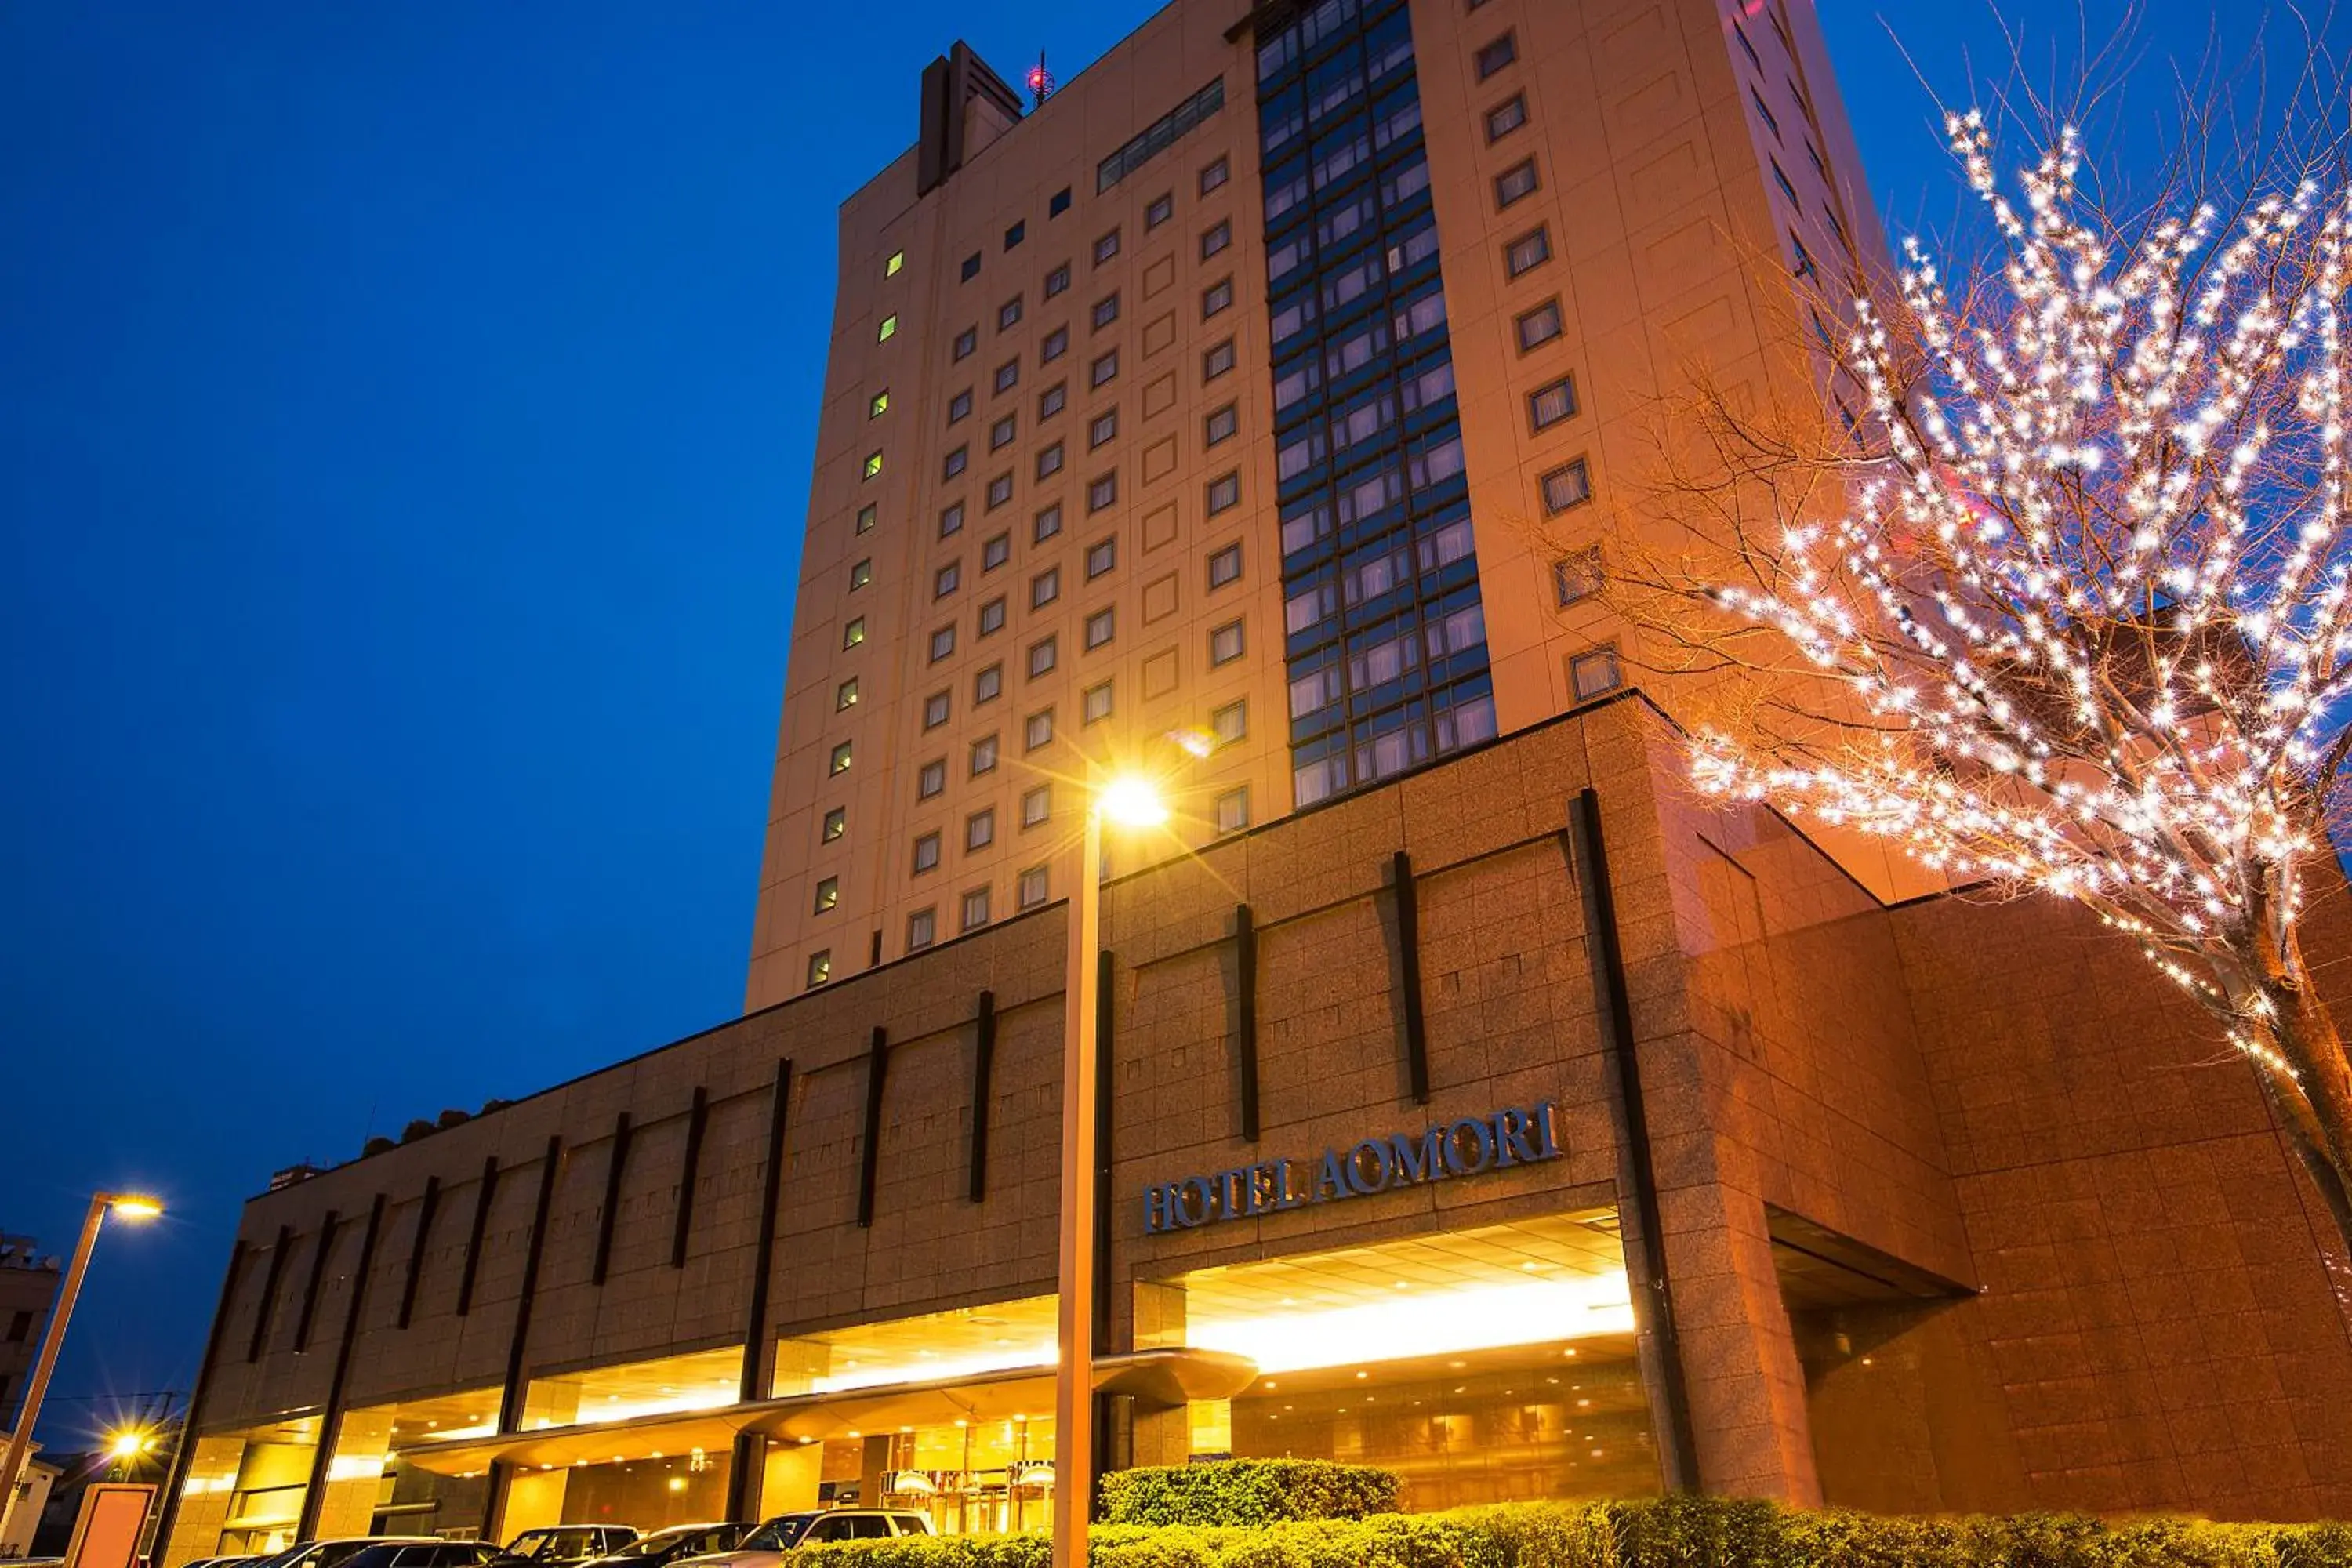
[1142,1102,1562,1234]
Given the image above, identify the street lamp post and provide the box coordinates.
[1052,773,1166,1568]
[0,1193,163,1546]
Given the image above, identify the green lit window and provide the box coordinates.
[869,390,890,419]
[842,617,866,649]
[829,742,853,775]
[885,250,905,278]
[862,451,884,480]
[877,314,898,341]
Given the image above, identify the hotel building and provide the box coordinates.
[157,0,2352,1559]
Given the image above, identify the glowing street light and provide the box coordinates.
[0,1193,163,1544]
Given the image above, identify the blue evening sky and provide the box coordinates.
[0,0,2311,1446]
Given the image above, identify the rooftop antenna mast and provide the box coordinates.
[1026,50,1054,107]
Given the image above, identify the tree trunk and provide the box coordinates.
[2252,918,2352,1316]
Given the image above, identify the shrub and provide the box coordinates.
[1098,1459,1401,1528]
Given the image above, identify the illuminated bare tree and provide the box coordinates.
[1640,111,2352,1265]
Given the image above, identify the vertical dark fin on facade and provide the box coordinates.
[1235,905,1261,1140]
[495,1136,565,1435]
[297,1192,387,1541]
[673,1087,710,1268]
[1392,851,1432,1104]
[728,1058,794,1520]
[590,1112,633,1286]
[969,990,997,1203]
[455,1156,501,1316]
[396,1176,440,1330]
[291,1212,339,1354]
[246,1225,292,1363]
[858,1028,891,1227]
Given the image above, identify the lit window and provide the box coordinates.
[1022,786,1051,827]
[961,886,992,931]
[1209,619,1244,666]
[1530,375,1579,431]
[1094,228,1121,264]
[822,806,847,841]
[995,359,1021,394]
[1091,292,1120,330]
[1506,226,1552,278]
[1029,636,1058,677]
[986,473,1014,510]
[913,833,942,873]
[908,907,936,950]
[812,876,840,913]
[1212,699,1246,746]
[1050,187,1072,216]
[1200,220,1232,260]
[1214,786,1250,834]
[869,389,890,419]
[878,314,898,342]
[1037,441,1066,479]
[829,741,854,775]
[1087,473,1117,511]
[1203,339,1236,379]
[1025,708,1054,750]
[1494,158,1540,208]
[1205,403,1239,445]
[863,450,884,480]
[979,597,1007,636]
[842,618,866,649]
[991,414,1017,451]
[855,503,877,534]
[1005,220,1025,250]
[1207,542,1242,588]
[885,251,905,277]
[935,561,962,599]
[1540,457,1592,515]
[918,760,946,799]
[1091,350,1120,389]
[1083,681,1113,724]
[1018,864,1049,908]
[1486,94,1528,142]
[930,624,956,662]
[1553,546,1603,607]
[1040,383,1068,420]
[836,677,860,712]
[1203,278,1233,318]
[1475,31,1517,79]
[1045,263,1071,297]
[1515,299,1564,351]
[982,533,1011,571]
[1043,326,1070,363]
[939,501,966,537]
[967,808,996,851]
[1033,505,1063,543]
[1145,192,1174,229]
[1090,408,1119,448]
[1086,537,1116,577]
[806,950,832,989]
[971,657,1006,705]
[1032,568,1062,608]
[1206,472,1240,516]
[943,445,969,479]
[1570,645,1624,701]
[924,691,951,730]
[850,557,873,590]
[953,326,978,360]
[961,252,981,281]
[1085,607,1116,648]
[949,388,974,423]
[1000,296,1023,330]
[1199,156,1229,195]
[971,733,1000,775]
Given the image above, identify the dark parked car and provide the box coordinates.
[497,1527,639,1567]
[251,1538,447,1568]
[579,1524,750,1568]
[332,1544,504,1568]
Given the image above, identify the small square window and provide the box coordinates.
[1042,326,1069,363]
[1200,156,1230,195]
[979,597,1007,636]
[1083,681,1113,724]
[930,624,956,662]
[913,832,942,873]
[1090,408,1119,448]
[1207,541,1243,588]
[1091,350,1120,389]
[918,759,946,799]
[1200,220,1232,260]
[1085,607,1116,648]
[1050,187,1073,216]
[923,690,951,729]
[1206,471,1240,516]
[1033,505,1063,543]
[842,617,866,649]
[1086,536,1116,577]
[822,805,847,842]
[1552,546,1603,607]
[986,473,1014,510]
[836,677,860,713]
[1475,31,1517,79]
[953,326,978,360]
[971,734,1000,775]
[1029,635,1058,677]
[1022,785,1051,828]
[1018,864,1050,908]
[806,949,832,989]
[1214,786,1250,834]
[1145,192,1174,229]
[1092,293,1121,330]
[878,314,898,342]
[1202,278,1234,318]
[982,532,1011,571]
[863,450,884,480]
[812,876,840,913]
[1005,220,1025,250]
[967,808,996,851]
[1094,228,1121,263]
[939,501,966,538]
[1515,299,1565,351]
[1541,457,1593,515]
[884,251,905,277]
[1495,158,1540,208]
[1032,567,1062,608]
[1486,94,1528,143]
[990,414,1017,450]
[1040,383,1068,420]
[961,886,992,931]
[1087,473,1118,512]
[1025,708,1054,750]
[943,445,968,479]
[1530,375,1579,431]
[855,503,877,534]
[949,388,974,423]
[994,358,1021,394]
[935,561,962,598]
[961,252,982,281]
[1203,339,1236,379]
[1570,644,1624,700]
[1212,699,1247,745]
[1209,619,1245,666]
[975,662,1003,702]
[908,906,937,950]
[1205,403,1239,445]
[1506,226,1552,277]
[829,741,855,775]
[849,557,873,590]
[1045,263,1071,297]
[1037,441,1065,479]
[869,389,890,419]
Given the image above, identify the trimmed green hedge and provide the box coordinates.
[1098,1460,1400,1527]
[783,1496,2352,1568]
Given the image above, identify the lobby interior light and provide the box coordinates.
[1185,1270,1635,1374]
[1096,774,1169,828]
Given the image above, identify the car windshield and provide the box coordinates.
[737,1517,815,1553]
[508,1534,597,1561]
[610,1532,693,1559]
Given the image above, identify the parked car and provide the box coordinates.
[672,1511,931,1568]
[333,1544,504,1568]
[497,1527,639,1567]
[252,1538,447,1568]
[579,1525,750,1568]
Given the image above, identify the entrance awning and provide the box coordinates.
[394,1348,1255,1477]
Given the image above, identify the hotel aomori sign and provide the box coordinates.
[1143,1103,1563,1233]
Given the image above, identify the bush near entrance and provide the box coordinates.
[1097,1459,1399,1526]
[785,1494,2352,1568]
